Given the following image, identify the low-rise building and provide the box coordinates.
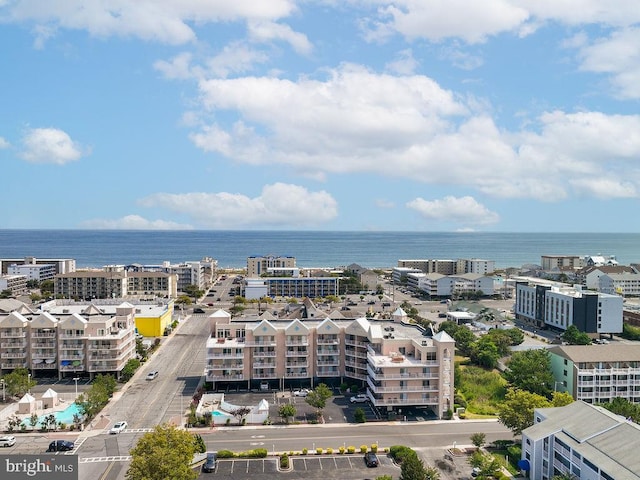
[0,275,28,296]
[599,272,640,297]
[204,309,455,418]
[521,401,640,480]
[549,344,640,404]
[7,263,57,282]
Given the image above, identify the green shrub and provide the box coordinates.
[339,446,345,454]
[316,447,323,455]
[326,448,333,454]
[360,445,368,453]
[302,448,308,455]
[347,446,356,454]
[354,407,366,423]
[506,445,522,459]
[280,454,289,469]
[217,450,235,458]
[289,451,293,456]
[250,448,268,458]
[388,445,417,464]
[371,444,378,453]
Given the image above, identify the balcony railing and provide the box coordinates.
[317,368,340,376]
[207,352,245,359]
[207,373,244,380]
[367,365,437,380]
[286,350,309,357]
[2,362,28,369]
[0,331,26,338]
[286,362,308,368]
[252,351,276,357]
[207,363,244,370]
[285,339,309,346]
[1,341,27,348]
[33,363,57,370]
[1,352,26,359]
[285,372,310,378]
[31,332,56,338]
[253,361,277,368]
[317,359,340,366]
[252,372,277,379]
[244,340,277,347]
[344,338,368,347]
[317,348,339,355]
[317,338,340,345]
[32,353,57,359]
[372,397,439,406]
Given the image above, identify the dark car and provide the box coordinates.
[364,452,379,467]
[202,452,217,473]
[47,440,74,452]
[193,308,205,314]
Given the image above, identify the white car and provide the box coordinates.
[146,371,159,380]
[350,394,368,403]
[110,421,128,434]
[293,389,310,397]
[0,435,16,447]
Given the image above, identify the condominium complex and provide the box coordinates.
[7,263,57,282]
[406,272,495,297]
[599,272,640,297]
[0,257,76,275]
[0,275,28,296]
[123,257,216,291]
[244,276,339,300]
[514,278,623,334]
[54,270,178,300]
[549,344,640,404]
[204,308,455,418]
[521,401,640,480]
[0,302,137,379]
[397,258,495,276]
[247,255,297,278]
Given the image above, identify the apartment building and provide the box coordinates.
[54,270,176,299]
[599,272,640,297]
[514,278,623,334]
[0,302,137,379]
[0,257,76,275]
[0,275,28,296]
[7,263,57,282]
[408,272,495,297]
[521,401,639,480]
[549,344,640,404]
[124,257,216,291]
[541,255,583,271]
[576,265,636,290]
[247,255,296,278]
[204,309,455,418]
[397,258,495,275]
[243,276,339,299]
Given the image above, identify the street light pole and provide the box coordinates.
[73,377,79,398]
[28,373,31,394]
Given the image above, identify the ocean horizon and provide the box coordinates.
[1,229,639,270]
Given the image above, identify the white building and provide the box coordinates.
[521,401,639,480]
[0,275,28,296]
[414,273,495,297]
[7,263,57,282]
[247,255,296,278]
[599,272,640,297]
[514,278,623,334]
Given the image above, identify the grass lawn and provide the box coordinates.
[455,361,507,416]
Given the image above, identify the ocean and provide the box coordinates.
[0,230,639,270]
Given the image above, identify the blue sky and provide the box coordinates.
[1,1,639,232]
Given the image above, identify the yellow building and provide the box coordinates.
[133,301,175,337]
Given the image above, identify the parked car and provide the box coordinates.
[202,451,217,473]
[193,308,205,314]
[350,394,368,403]
[109,421,128,434]
[382,302,391,307]
[0,435,16,447]
[47,440,74,452]
[293,388,310,397]
[438,313,447,318]
[146,371,159,381]
[364,452,379,467]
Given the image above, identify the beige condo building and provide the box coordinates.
[204,308,455,418]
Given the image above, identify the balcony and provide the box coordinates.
[32,353,57,359]
[60,353,84,359]
[1,352,26,359]
[244,340,277,347]
[367,379,438,394]
[285,339,309,346]
[317,368,340,377]
[317,359,340,366]
[59,332,86,339]
[345,371,367,380]
[317,348,339,355]
[317,337,340,345]
[285,371,310,378]
[0,331,26,338]
[31,332,56,338]
[1,361,28,369]
[33,363,57,370]
[253,372,277,379]
[253,360,276,368]
[252,350,276,358]
[372,396,439,406]
[1,341,27,348]
[207,363,244,371]
[344,338,368,347]
[367,365,437,380]
[207,352,245,359]
[60,364,84,371]
[286,350,309,357]
[207,373,244,380]
[286,361,308,368]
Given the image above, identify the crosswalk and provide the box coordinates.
[80,456,132,463]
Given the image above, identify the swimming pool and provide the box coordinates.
[212,410,224,416]
[22,402,83,427]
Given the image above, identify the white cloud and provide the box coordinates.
[19,127,88,165]
[385,49,419,75]
[570,178,637,199]
[3,0,298,45]
[375,199,395,209]
[81,215,193,230]
[0,137,10,149]
[247,20,312,55]
[139,183,338,229]
[406,195,500,225]
[575,27,640,99]
[187,64,640,202]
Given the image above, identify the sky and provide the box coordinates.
[1,1,639,233]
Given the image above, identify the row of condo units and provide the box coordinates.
[0,303,137,379]
[397,258,496,276]
[513,277,623,334]
[0,256,216,299]
[204,308,455,418]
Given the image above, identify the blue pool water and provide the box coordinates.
[22,402,83,427]
[212,410,224,416]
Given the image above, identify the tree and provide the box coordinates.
[470,432,486,449]
[470,337,500,369]
[26,279,40,289]
[40,280,54,295]
[354,407,366,423]
[0,289,13,298]
[176,295,192,306]
[75,374,116,420]
[399,450,427,480]
[599,397,640,423]
[1,368,37,398]
[229,406,252,425]
[562,325,592,345]
[29,413,39,431]
[192,434,206,454]
[551,391,574,407]
[504,349,554,397]
[126,423,197,480]
[305,383,333,420]
[183,284,204,303]
[452,327,476,357]
[121,358,141,381]
[278,404,296,424]
[424,465,440,480]
[497,388,550,435]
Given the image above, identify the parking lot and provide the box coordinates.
[197,454,399,480]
